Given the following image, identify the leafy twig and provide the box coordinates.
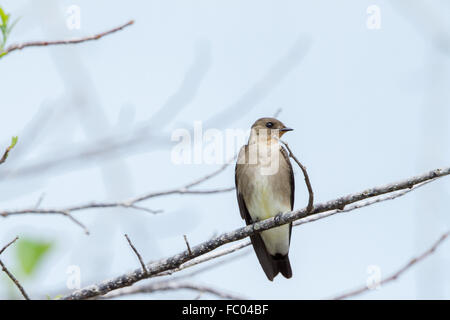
[0,19,134,58]
[0,136,18,165]
[0,7,19,56]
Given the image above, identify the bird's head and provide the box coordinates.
[250,117,293,140]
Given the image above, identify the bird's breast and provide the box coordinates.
[245,171,291,221]
[245,173,291,256]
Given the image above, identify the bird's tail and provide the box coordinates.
[273,254,292,279]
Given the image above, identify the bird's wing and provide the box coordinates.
[235,145,277,280]
[235,145,248,220]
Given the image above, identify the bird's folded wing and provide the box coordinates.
[235,145,278,280]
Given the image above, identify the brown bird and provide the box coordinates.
[235,117,295,280]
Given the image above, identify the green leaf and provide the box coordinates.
[16,238,53,276]
[0,7,9,26]
[0,7,20,53]
[10,136,18,148]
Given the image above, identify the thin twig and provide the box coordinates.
[273,108,283,118]
[184,155,236,189]
[1,20,134,57]
[0,236,19,255]
[61,166,450,300]
[280,140,314,213]
[0,261,30,300]
[124,234,148,275]
[183,235,193,256]
[60,211,90,235]
[0,237,30,300]
[332,230,450,300]
[34,193,46,209]
[0,149,10,165]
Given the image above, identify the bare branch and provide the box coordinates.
[332,230,450,300]
[44,243,250,299]
[0,237,30,300]
[280,140,314,213]
[293,179,434,227]
[1,162,234,232]
[167,181,432,279]
[61,166,450,300]
[1,20,134,57]
[124,234,148,275]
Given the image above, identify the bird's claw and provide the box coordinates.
[274,212,283,224]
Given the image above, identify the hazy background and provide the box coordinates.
[0,0,449,299]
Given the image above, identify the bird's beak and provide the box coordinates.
[279,127,293,137]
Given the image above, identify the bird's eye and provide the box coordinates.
[266,122,274,128]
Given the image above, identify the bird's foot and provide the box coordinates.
[274,212,283,224]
